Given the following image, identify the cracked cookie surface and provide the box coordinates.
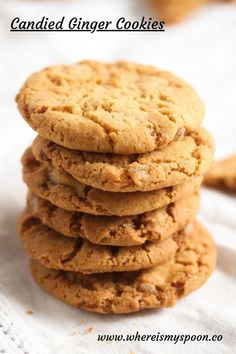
[16,60,204,154]
[32,128,214,192]
[204,155,236,192]
[27,192,199,246]
[22,148,202,216]
[30,222,216,313]
[19,208,181,274]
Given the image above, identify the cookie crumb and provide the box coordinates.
[184,223,194,234]
[71,331,79,336]
[80,319,85,324]
[84,326,93,334]
[26,309,34,315]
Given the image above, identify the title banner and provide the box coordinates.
[10,16,165,33]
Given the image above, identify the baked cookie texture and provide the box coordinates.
[204,155,236,192]
[30,222,216,314]
[32,128,214,192]
[27,192,199,246]
[16,61,204,154]
[22,148,202,216]
[19,208,181,274]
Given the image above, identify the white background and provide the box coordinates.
[0,1,236,353]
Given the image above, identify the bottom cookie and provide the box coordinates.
[30,222,216,314]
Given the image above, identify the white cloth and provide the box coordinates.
[0,1,236,353]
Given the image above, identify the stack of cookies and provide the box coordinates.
[16,61,216,314]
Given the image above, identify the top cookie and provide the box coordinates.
[16,60,204,154]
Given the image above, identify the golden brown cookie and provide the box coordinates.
[30,222,216,314]
[150,0,208,24]
[32,128,214,192]
[16,61,204,154]
[150,0,236,24]
[22,148,202,216]
[19,208,181,274]
[203,155,236,192]
[27,191,199,246]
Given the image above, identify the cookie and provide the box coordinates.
[30,222,216,313]
[150,0,208,24]
[16,60,204,154]
[19,208,181,274]
[150,0,236,24]
[32,128,214,192]
[22,148,202,216]
[203,155,236,192]
[27,191,199,246]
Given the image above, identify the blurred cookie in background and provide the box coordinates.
[204,155,236,193]
[149,0,236,24]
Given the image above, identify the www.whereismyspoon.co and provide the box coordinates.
[10,16,165,33]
